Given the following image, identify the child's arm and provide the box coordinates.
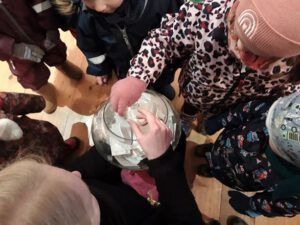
[110,2,200,115]
[77,23,113,79]
[28,0,60,30]
[201,99,274,135]
[127,2,197,85]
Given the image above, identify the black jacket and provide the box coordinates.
[76,0,183,78]
[66,134,204,225]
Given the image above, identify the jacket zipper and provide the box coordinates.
[114,0,148,57]
[116,25,134,57]
[0,1,33,43]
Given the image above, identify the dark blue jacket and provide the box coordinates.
[76,0,183,78]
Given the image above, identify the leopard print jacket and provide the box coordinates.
[128,0,300,115]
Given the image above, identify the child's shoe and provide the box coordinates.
[56,60,83,81]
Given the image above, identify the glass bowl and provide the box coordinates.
[91,90,181,170]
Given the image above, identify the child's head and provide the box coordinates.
[52,0,79,15]
[83,0,123,13]
[229,0,300,69]
[266,92,300,168]
[0,158,100,225]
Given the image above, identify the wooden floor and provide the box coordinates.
[0,30,299,225]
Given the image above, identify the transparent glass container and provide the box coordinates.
[92,90,181,170]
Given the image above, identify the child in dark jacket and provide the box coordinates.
[52,0,184,100]
[196,92,300,218]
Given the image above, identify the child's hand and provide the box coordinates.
[110,77,147,116]
[12,43,45,63]
[129,109,172,160]
[96,75,109,85]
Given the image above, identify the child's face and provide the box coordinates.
[228,28,270,70]
[84,0,123,13]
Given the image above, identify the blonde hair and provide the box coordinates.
[0,158,92,225]
[52,0,77,15]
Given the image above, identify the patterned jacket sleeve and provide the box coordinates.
[0,33,15,60]
[76,16,113,77]
[28,0,59,30]
[249,191,300,217]
[0,92,45,115]
[127,2,198,84]
[202,99,274,135]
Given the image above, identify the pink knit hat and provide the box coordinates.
[234,0,300,58]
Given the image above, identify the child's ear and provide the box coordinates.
[0,118,23,141]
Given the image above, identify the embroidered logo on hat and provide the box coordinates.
[238,9,257,39]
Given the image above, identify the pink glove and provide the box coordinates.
[129,109,172,160]
[110,77,147,116]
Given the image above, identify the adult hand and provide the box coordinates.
[96,75,109,85]
[12,43,45,63]
[43,30,60,50]
[110,77,147,116]
[129,109,172,160]
[228,191,259,218]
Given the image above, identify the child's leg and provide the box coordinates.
[180,101,198,136]
[0,92,45,115]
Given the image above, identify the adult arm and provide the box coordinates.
[129,109,204,225]
[147,148,204,225]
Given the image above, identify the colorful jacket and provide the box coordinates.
[76,0,183,78]
[127,0,300,115]
[0,0,60,61]
[203,98,300,217]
